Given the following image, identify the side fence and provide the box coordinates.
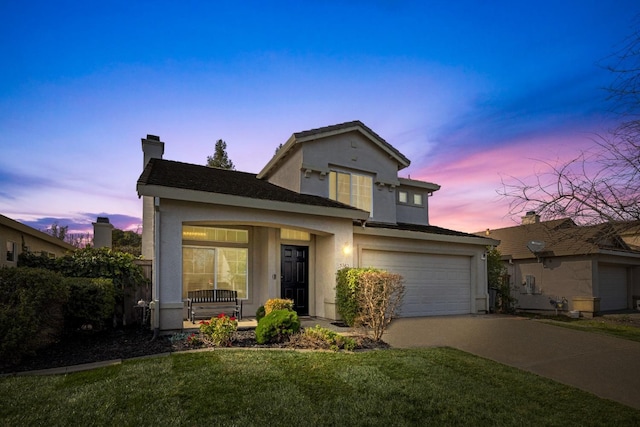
[125,259,153,326]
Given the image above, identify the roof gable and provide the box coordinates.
[257,120,410,179]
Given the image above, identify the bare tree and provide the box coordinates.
[46,222,68,241]
[500,22,640,232]
[355,270,405,341]
[500,135,639,226]
[43,222,92,248]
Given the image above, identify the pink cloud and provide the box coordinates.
[411,130,600,232]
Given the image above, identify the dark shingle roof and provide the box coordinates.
[482,219,637,259]
[137,158,365,211]
[362,221,490,239]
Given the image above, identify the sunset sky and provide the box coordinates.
[1,1,638,234]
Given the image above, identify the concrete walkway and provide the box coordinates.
[383,315,640,410]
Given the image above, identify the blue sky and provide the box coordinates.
[1,1,637,233]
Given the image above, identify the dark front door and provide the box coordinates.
[281,245,309,316]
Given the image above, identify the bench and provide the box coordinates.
[187,289,242,324]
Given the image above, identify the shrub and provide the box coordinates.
[199,313,238,346]
[256,305,266,322]
[55,247,149,326]
[355,270,405,341]
[63,277,116,331]
[255,309,300,344]
[55,247,147,290]
[0,267,69,365]
[289,325,356,351]
[18,251,57,270]
[487,247,517,313]
[335,267,379,326]
[264,298,294,315]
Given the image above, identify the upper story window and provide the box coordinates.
[328,171,372,214]
[397,190,424,206]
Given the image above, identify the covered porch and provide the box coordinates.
[152,198,359,331]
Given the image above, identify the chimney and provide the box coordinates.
[142,134,164,168]
[521,211,540,225]
[93,217,114,249]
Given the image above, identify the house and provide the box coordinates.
[0,213,76,268]
[137,121,498,331]
[482,212,640,316]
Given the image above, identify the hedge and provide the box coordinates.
[335,267,380,326]
[64,277,116,331]
[0,267,69,364]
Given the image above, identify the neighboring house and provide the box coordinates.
[137,121,498,331]
[0,213,76,268]
[618,221,640,251]
[482,212,640,316]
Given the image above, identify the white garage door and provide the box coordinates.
[599,264,628,311]
[361,250,471,317]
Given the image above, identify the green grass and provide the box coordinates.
[1,348,638,426]
[535,316,640,343]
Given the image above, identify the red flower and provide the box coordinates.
[217,313,226,318]
[229,316,236,321]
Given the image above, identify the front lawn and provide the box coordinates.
[534,315,640,343]
[1,348,638,426]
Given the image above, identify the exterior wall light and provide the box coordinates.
[342,244,352,255]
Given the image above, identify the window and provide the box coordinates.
[329,171,372,213]
[183,226,248,243]
[182,226,248,299]
[6,241,15,262]
[281,229,311,241]
[399,190,423,206]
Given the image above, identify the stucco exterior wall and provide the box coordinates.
[315,221,354,319]
[265,147,303,193]
[0,222,74,268]
[296,132,400,223]
[371,184,398,224]
[395,196,428,225]
[633,266,640,307]
[153,198,354,330]
[141,195,155,260]
[511,257,594,312]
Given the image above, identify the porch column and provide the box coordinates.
[316,220,353,320]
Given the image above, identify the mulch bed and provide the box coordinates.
[1,327,388,375]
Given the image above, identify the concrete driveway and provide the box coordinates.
[383,315,640,410]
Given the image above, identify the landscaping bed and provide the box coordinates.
[0,326,387,374]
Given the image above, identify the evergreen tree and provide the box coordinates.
[206,139,235,170]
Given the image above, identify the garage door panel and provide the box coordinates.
[599,265,628,311]
[361,250,471,317]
